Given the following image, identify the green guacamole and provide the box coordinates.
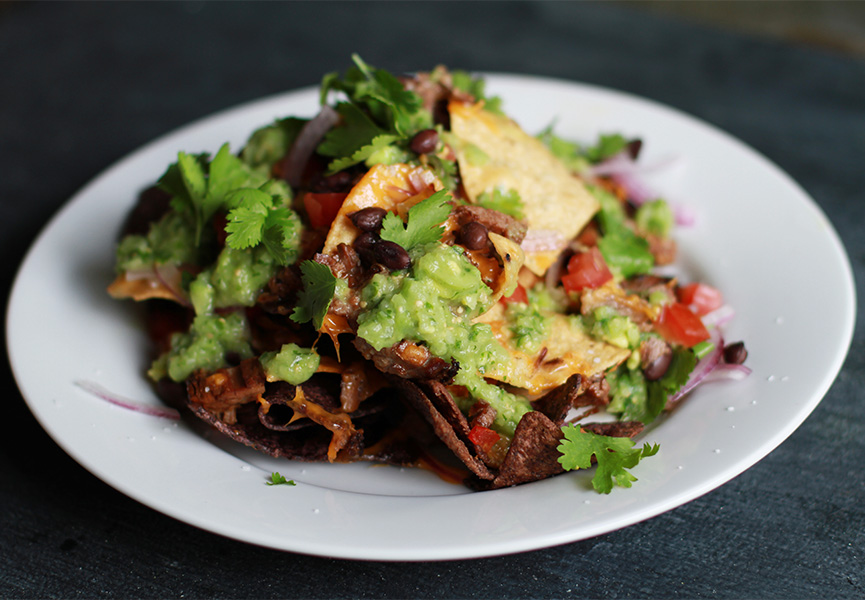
[115,211,201,273]
[259,343,320,385]
[356,242,531,436]
[149,312,253,382]
[189,245,278,315]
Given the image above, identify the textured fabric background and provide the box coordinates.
[2,2,863,597]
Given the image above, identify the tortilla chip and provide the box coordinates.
[469,410,565,490]
[390,377,494,480]
[476,303,631,394]
[322,163,442,254]
[449,101,599,276]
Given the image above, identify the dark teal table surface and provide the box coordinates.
[3,2,863,598]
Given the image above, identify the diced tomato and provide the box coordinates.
[561,247,613,293]
[500,284,528,305]
[468,425,501,454]
[654,302,711,347]
[303,192,346,228]
[677,282,723,316]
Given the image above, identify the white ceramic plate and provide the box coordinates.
[7,75,855,560]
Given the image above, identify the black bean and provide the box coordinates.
[349,207,387,232]
[375,240,412,271]
[410,129,439,155]
[643,349,672,381]
[353,231,379,265]
[723,341,748,365]
[458,221,489,250]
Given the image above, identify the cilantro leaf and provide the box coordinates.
[537,123,590,173]
[224,188,272,249]
[266,472,296,486]
[325,133,401,174]
[261,205,302,266]
[584,133,629,163]
[597,232,654,278]
[558,425,659,494]
[290,260,337,330]
[449,70,503,115]
[318,102,388,158]
[476,187,525,220]
[318,54,431,146]
[379,189,452,251]
[646,347,697,419]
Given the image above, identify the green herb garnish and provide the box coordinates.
[266,472,296,486]
[476,187,525,220]
[558,425,659,494]
[224,187,301,265]
[290,260,338,330]
[379,189,452,251]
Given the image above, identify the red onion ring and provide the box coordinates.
[75,380,181,420]
[701,304,735,328]
[283,104,339,187]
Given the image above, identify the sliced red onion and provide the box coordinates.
[674,203,697,227]
[589,152,681,177]
[702,363,753,383]
[283,104,339,187]
[589,151,695,226]
[75,380,180,420]
[702,304,735,328]
[666,328,723,408]
[153,264,190,307]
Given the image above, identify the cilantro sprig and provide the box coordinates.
[379,189,452,251]
[558,425,659,494]
[290,260,338,330]
[266,472,296,486]
[224,187,301,265]
[318,54,432,173]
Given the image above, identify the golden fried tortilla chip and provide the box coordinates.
[322,163,442,254]
[476,302,630,395]
[449,101,599,276]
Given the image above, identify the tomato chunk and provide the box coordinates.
[654,302,711,348]
[468,425,501,454]
[678,282,723,316]
[500,283,528,305]
[303,192,347,228]
[561,247,613,293]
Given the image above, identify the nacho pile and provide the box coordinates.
[109,57,739,493]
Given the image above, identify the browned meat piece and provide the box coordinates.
[399,67,475,127]
[468,400,496,430]
[452,204,527,244]
[646,233,677,265]
[313,244,363,288]
[353,338,458,382]
[620,274,673,293]
[580,374,611,407]
[339,361,385,413]
[186,358,266,424]
[256,266,302,316]
[580,421,644,438]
